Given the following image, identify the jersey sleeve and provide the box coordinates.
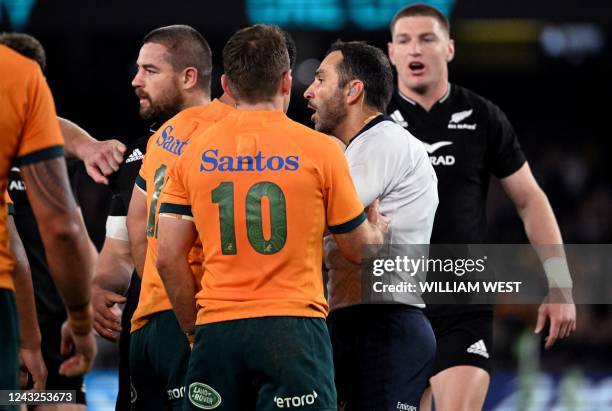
[158,158,192,218]
[486,103,526,178]
[322,141,366,234]
[17,65,65,165]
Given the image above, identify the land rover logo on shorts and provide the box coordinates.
[188,382,222,409]
[130,382,137,404]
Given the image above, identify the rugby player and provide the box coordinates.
[156,24,389,410]
[386,4,577,410]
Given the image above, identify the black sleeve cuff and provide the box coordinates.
[159,203,192,217]
[329,211,366,234]
[17,145,64,166]
[135,175,146,191]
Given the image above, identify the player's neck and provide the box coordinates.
[335,107,381,145]
[183,93,211,111]
[235,96,285,112]
[398,78,449,112]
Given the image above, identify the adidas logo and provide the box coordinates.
[467,339,489,358]
[390,110,408,128]
[125,148,144,163]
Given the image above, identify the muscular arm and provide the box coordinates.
[127,187,148,277]
[21,157,98,376]
[8,215,46,389]
[58,117,126,184]
[501,162,576,347]
[156,214,198,335]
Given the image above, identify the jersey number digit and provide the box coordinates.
[212,181,287,255]
[146,164,167,238]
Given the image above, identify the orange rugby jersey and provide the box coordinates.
[131,99,234,332]
[160,110,366,325]
[0,45,64,292]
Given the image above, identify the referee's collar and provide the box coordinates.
[346,114,392,148]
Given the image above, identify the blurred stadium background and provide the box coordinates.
[2,0,611,409]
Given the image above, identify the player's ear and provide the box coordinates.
[346,80,363,105]
[182,67,198,90]
[388,42,397,66]
[447,38,455,63]
[281,70,292,96]
[221,74,236,101]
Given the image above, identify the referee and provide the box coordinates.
[386,4,576,411]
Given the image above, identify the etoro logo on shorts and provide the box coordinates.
[274,390,318,408]
[188,382,222,409]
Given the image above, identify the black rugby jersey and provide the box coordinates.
[387,84,526,315]
[8,160,80,321]
[107,134,149,216]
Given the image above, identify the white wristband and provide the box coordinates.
[543,256,573,289]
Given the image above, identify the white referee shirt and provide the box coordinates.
[325,115,439,310]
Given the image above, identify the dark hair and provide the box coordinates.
[0,32,46,71]
[281,28,297,69]
[327,41,393,113]
[390,3,450,36]
[222,24,290,104]
[143,25,212,94]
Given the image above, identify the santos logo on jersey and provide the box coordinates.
[156,125,189,156]
[422,141,455,166]
[448,109,477,130]
[200,149,299,172]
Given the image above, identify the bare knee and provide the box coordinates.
[430,366,490,411]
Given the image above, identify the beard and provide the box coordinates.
[138,87,184,123]
[314,89,347,135]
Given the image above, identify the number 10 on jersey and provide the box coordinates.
[212,181,287,255]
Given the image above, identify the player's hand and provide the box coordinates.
[92,284,125,342]
[83,139,126,185]
[367,199,390,235]
[19,346,47,390]
[535,288,576,349]
[59,320,97,377]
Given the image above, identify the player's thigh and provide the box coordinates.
[331,305,435,411]
[184,322,250,411]
[150,311,191,409]
[429,311,493,377]
[430,366,490,411]
[0,290,19,394]
[420,386,433,411]
[428,312,493,411]
[248,317,337,411]
[129,321,167,411]
[115,273,140,411]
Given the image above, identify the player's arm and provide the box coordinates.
[8,214,47,390]
[20,156,97,376]
[501,162,576,348]
[92,231,131,342]
[58,117,126,185]
[156,212,198,338]
[332,200,389,264]
[127,184,148,278]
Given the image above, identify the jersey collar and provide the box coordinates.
[346,114,392,148]
[398,83,452,108]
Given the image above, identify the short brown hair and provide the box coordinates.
[143,25,212,94]
[0,32,46,71]
[222,24,290,104]
[390,4,450,36]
